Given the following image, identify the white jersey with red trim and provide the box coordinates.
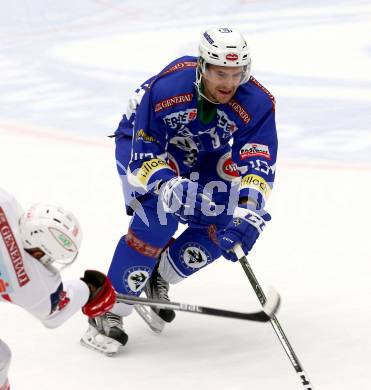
[0,188,89,328]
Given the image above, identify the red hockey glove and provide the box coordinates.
[81,270,116,318]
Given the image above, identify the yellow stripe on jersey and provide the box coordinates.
[240,174,271,201]
[137,159,171,187]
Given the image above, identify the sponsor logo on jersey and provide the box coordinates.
[155,93,193,113]
[249,76,276,110]
[240,174,271,200]
[137,158,171,187]
[180,243,211,270]
[163,109,197,129]
[161,61,197,76]
[228,99,251,124]
[217,110,237,137]
[240,143,271,160]
[216,152,240,182]
[226,53,239,61]
[136,129,158,143]
[0,207,30,287]
[167,153,180,175]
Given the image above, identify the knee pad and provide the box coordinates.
[158,227,221,283]
[108,196,178,295]
[108,234,159,296]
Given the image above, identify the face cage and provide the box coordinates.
[39,248,78,271]
[194,58,249,104]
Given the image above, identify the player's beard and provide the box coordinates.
[203,82,236,104]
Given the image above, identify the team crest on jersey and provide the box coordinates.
[163,109,197,129]
[180,243,211,270]
[216,152,240,182]
[155,93,193,113]
[239,143,271,160]
[169,136,199,167]
[124,266,151,293]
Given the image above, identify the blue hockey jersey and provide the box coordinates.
[115,56,277,209]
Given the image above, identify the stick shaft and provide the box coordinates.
[235,245,314,389]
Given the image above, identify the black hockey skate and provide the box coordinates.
[80,312,128,356]
[135,267,175,332]
[93,312,128,345]
[146,267,176,323]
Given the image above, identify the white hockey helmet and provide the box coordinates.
[19,203,82,267]
[198,27,252,84]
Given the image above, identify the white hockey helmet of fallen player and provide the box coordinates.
[19,203,82,267]
[196,27,252,98]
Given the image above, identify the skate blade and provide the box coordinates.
[135,304,165,333]
[80,333,122,357]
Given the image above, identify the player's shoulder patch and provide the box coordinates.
[148,56,197,90]
[248,76,276,111]
[150,58,196,113]
[161,60,197,77]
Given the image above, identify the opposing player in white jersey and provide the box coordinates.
[0,188,117,389]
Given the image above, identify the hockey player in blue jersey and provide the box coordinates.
[81,27,278,354]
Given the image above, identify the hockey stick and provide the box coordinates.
[116,288,280,323]
[234,244,314,389]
